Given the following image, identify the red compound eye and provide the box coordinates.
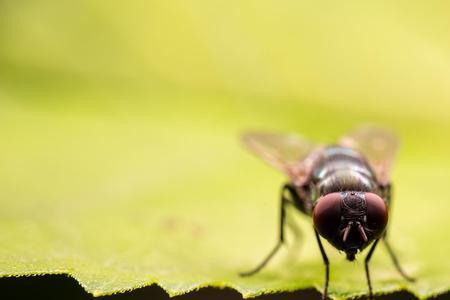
[365,192,388,236]
[313,192,342,240]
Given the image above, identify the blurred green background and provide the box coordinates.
[0,1,449,299]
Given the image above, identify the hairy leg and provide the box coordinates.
[314,229,329,300]
[380,183,415,282]
[383,235,415,282]
[240,183,302,276]
[365,239,380,300]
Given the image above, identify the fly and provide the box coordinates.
[239,126,415,300]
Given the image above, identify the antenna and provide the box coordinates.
[342,222,352,242]
[357,222,368,242]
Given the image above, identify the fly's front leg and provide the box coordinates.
[364,238,380,300]
[240,183,300,276]
[314,229,329,300]
[383,233,416,282]
[380,183,415,282]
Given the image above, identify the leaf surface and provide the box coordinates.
[0,1,449,299]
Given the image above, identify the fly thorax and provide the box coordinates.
[317,170,375,196]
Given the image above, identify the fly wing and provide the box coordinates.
[339,126,400,185]
[242,131,320,186]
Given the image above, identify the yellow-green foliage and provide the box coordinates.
[0,1,449,299]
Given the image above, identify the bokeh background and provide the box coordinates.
[1,1,449,299]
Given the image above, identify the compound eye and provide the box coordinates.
[313,192,342,239]
[365,192,388,236]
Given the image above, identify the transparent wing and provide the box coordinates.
[339,126,400,185]
[242,131,320,186]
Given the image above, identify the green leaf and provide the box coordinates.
[1,98,448,299]
[1,1,450,299]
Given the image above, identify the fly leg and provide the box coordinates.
[383,233,416,282]
[314,229,329,300]
[240,183,298,276]
[364,238,380,300]
[379,183,415,282]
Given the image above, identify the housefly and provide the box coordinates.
[239,126,415,300]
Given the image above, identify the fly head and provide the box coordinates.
[313,191,388,261]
